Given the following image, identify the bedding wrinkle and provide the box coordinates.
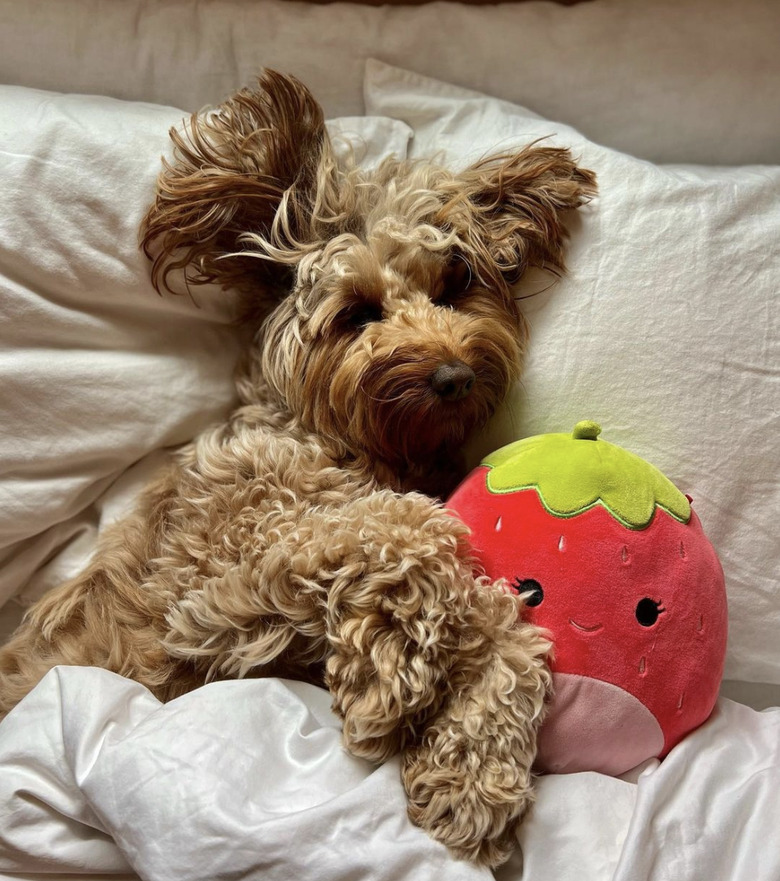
[611,701,780,881]
[0,82,249,607]
[0,670,491,879]
[0,148,68,169]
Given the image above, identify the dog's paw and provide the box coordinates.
[401,728,535,867]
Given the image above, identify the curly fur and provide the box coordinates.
[0,70,596,865]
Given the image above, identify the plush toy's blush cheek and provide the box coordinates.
[535,673,664,776]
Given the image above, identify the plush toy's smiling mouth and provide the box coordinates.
[569,618,603,633]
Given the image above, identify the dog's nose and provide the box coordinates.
[430,360,476,401]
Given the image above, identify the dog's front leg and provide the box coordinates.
[323,490,551,866]
[400,584,552,866]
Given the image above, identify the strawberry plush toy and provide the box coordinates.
[447,421,728,776]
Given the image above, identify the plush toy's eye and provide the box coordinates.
[635,597,665,627]
[514,578,544,607]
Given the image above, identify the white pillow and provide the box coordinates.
[0,85,410,609]
[364,60,780,689]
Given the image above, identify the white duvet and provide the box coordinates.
[1,667,778,881]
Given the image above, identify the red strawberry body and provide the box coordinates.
[447,424,728,775]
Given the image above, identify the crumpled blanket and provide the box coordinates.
[1,667,778,881]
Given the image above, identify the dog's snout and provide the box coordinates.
[430,360,476,401]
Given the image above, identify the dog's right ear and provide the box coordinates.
[141,70,328,300]
[445,145,596,289]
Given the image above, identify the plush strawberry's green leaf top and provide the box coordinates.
[483,421,691,530]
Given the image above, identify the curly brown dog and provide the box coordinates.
[0,71,595,865]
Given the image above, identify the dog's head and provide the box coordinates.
[142,71,595,490]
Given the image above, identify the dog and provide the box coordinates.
[0,71,595,865]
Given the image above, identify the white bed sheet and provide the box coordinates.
[1,667,778,881]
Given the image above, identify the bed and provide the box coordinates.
[0,0,778,878]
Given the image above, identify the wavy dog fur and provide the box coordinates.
[0,71,596,865]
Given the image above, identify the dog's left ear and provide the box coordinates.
[141,70,331,303]
[454,145,596,284]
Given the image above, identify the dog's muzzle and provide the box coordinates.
[430,360,476,402]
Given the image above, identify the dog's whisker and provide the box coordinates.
[360,386,415,405]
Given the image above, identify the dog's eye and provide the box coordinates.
[343,303,383,330]
[439,254,474,307]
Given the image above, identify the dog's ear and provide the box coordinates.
[141,70,329,300]
[453,145,596,285]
